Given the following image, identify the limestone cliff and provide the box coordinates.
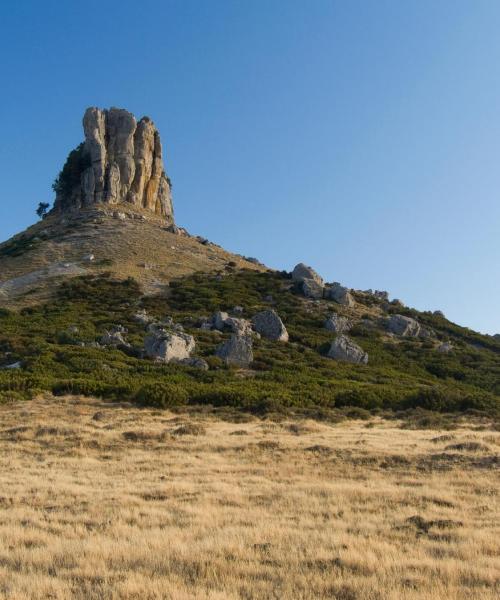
[53,107,174,223]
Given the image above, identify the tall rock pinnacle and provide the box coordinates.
[53,107,174,223]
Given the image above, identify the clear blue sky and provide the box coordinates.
[1,1,499,334]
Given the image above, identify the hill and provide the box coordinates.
[0,106,498,422]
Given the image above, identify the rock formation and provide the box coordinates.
[144,324,195,363]
[216,334,254,367]
[252,310,289,342]
[387,314,421,337]
[324,314,352,334]
[53,107,174,223]
[324,283,354,307]
[327,335,368,364]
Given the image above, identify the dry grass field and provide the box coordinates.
[0,396,498,599]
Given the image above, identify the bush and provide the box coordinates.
[52,143,91,199]
[135,382,189,408]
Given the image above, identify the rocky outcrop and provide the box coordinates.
[144,324,195,363]
[324,314,352,334]
[252,310,289,342]
[387,314,421,337]
[327,335,368,364]
[216,334,253,367]
[324,283,354,307]
[53,107,174,223]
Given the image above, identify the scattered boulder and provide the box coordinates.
[0,362,22,370]
[437,342,453,353]
[178,357,209,370]
[387,314,421,337]
[211,311,252,334]
[100,325,131,349]
[225,317,252,335]
[82,254,95,262]
[144,325,195,363]
[365,289,389,301]
[292,263,323,285]
[327,335,368,364]
[215,334,253,367]
[302,278,324,300]
[133,309,152,325]
[324,314,352,334]
[325,283,354,307]
[213,311,229,331]
[232,306,244,315]
[252,310,289,342]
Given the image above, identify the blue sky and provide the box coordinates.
[1,1,499,334]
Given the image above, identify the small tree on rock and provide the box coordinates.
[36,202,50,219]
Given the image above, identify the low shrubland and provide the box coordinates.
[0,270,498,418]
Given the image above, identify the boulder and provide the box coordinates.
[387,314,421,337]
[133,309,151,325]
[212,311,229,331]
[437,342,453,353]
[144,326,195,363]
[302,278,324,299]
[178,357,209,370]
[252,310,288,342]
[215,334,253,367]
[327,335,368,364]
[225,317,252,335]
[100,329,130,349]
[324,314,352,334]
[292,263,323,285]
[211,311,251,334]
[325,283,354,307]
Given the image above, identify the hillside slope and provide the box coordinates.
[0,264,498,419]
[0,204,263,308]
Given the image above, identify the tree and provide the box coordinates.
[36,202,50,219]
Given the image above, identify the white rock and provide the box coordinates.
[216,334,253,367]
[327,335,368,364]
[252,310,288,342]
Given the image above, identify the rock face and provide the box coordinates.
[387,314,421,337]
[53,107,174,223]
[216,334,253,367]
[324,314,352,334]
[252,310,289,342]
[327,335,368,364]
[144,325,195,363]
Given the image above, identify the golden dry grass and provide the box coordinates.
[0,396,498,599]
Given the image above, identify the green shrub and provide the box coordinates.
[135,382,189,408]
